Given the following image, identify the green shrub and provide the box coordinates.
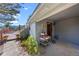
[21,39,28,47]
[21,35,39,55]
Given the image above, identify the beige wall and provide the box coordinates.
[30,22,36,39]
[55,17,79,45]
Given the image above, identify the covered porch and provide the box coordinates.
[35,4,79,55]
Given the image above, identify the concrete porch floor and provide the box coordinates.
[40,40,79,56]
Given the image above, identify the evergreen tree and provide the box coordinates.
[0,3,21,23]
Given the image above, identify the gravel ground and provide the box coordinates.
[1,40,29,56]
[0,31,29,56]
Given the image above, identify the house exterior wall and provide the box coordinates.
[27,4,77,40]
[30,22,36,39]
[28,3,78,43]
[55,17,79,45]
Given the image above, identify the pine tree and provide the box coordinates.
[0,3,21,23]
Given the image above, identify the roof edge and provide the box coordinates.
[26,3,41,24]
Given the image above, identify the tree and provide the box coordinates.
[0,3,21,15]
[0,3,21,23]
[4,22,12,28]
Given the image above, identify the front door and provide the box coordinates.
[47,22,52,36]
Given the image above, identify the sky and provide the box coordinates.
[12,3,38,26]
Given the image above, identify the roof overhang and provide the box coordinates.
[27,3,77,26]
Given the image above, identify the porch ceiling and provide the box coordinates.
[48,4,79,21]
